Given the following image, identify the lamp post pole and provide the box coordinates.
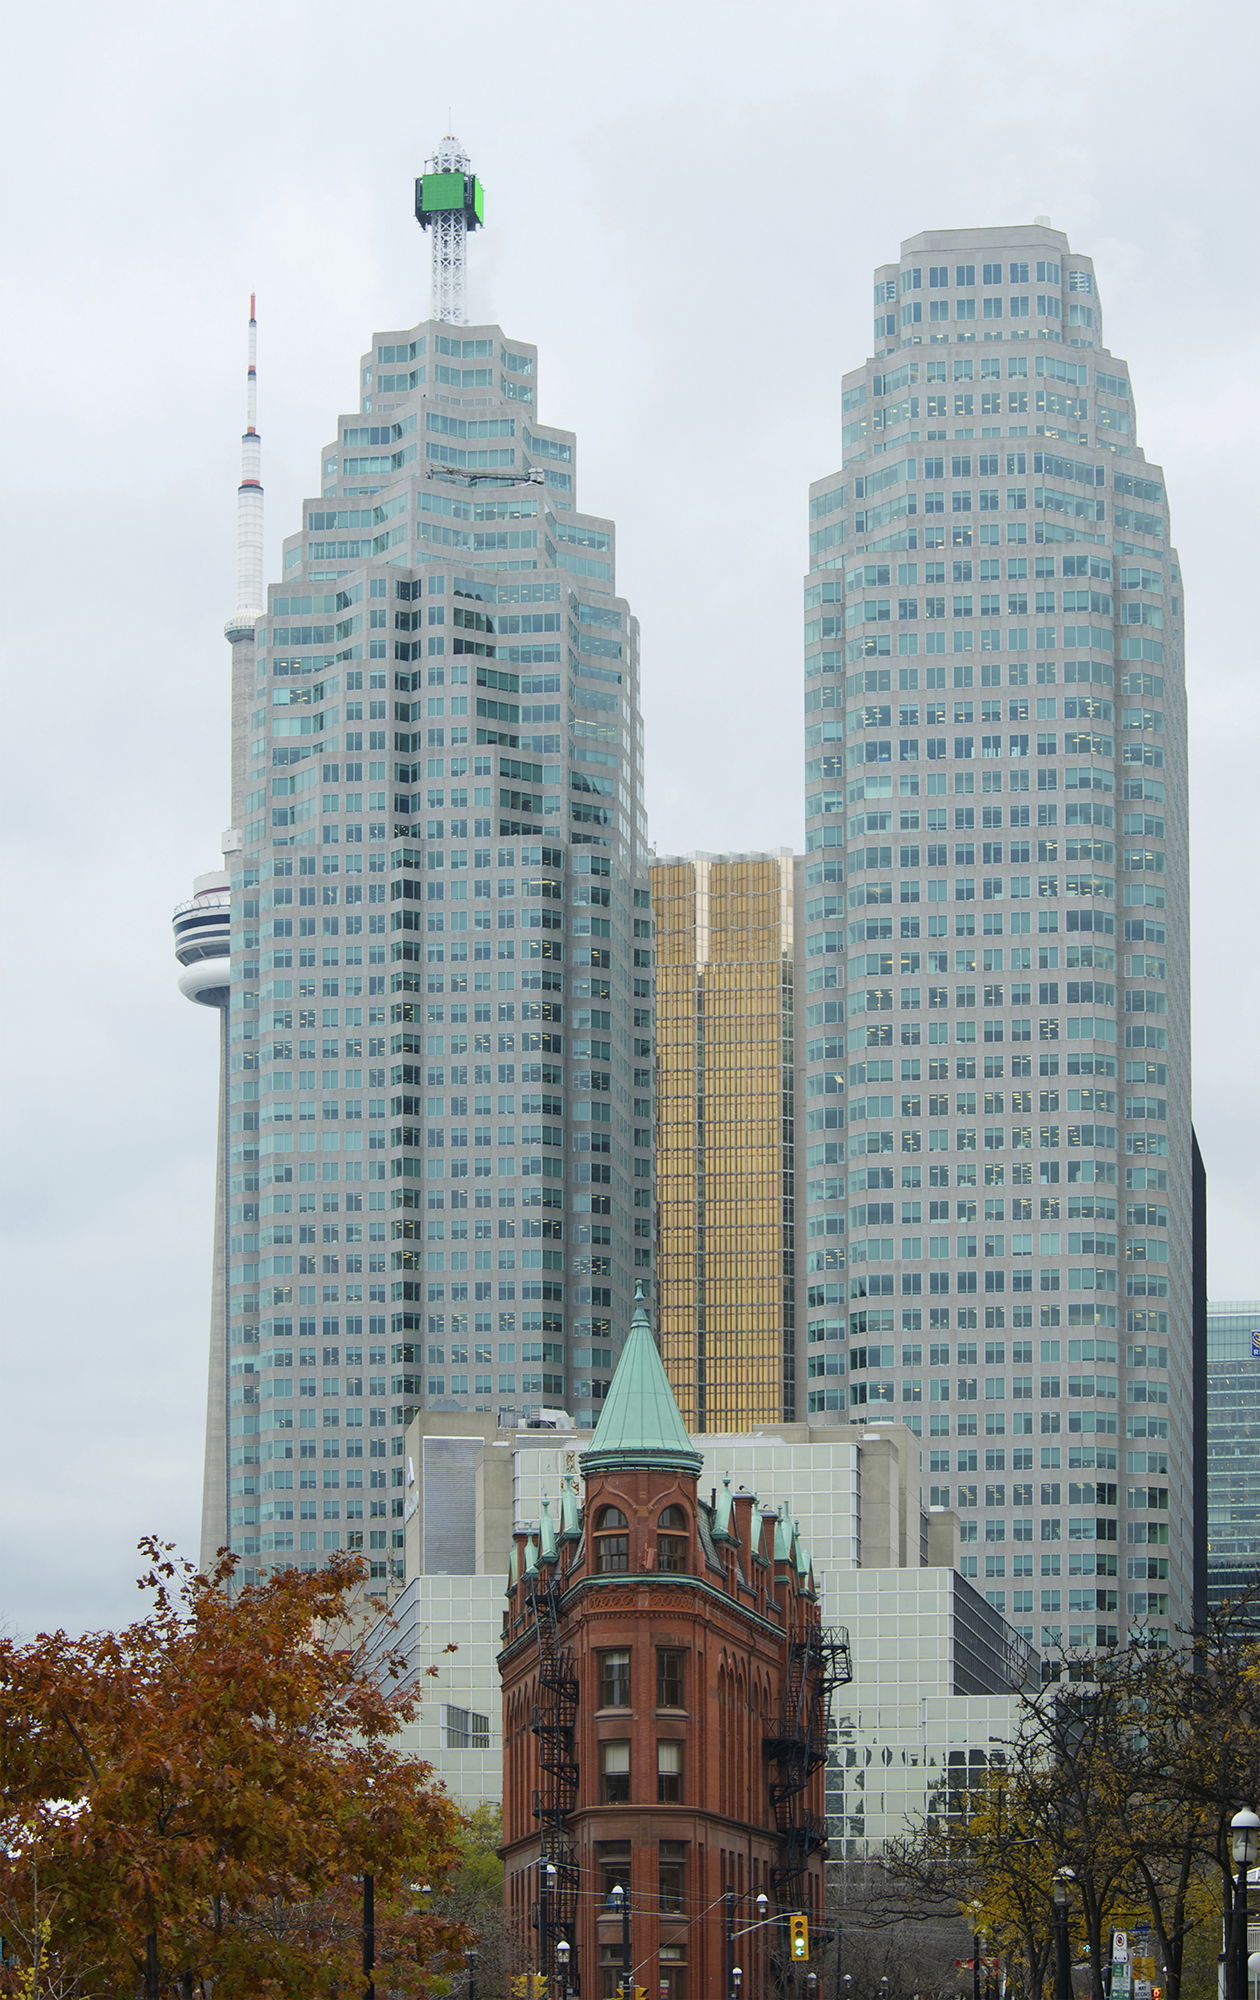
[1053,1869,1074,2000]
[970,1904,983,2000]
[362,1872,375,2000]
[465,1949,478,2000]
[725,1886,736,2000]
[1231,1810,1260,2000]
[556,1939,571,2000]
[611,1882,631,2000]
[541,1861,556,1987]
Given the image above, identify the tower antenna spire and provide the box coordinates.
[225,293,264,644]
[415,135,484,323]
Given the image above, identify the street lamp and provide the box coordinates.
[611,1882,631,2000]
[556,1938,571,2000]
[541,1861,557,1981]
[969,1903,983,2000]
[464,1948,478,2000]
[1052,1868,1075,2000]
[1231,1809,1260,2000]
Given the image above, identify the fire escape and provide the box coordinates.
[524,1563,580,1990]
[764,1625,853,1907]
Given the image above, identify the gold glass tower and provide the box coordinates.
[650,853,799,1429]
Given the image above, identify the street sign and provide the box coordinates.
[1113,1933,1130,1961]
[1251,1331,1260,1357]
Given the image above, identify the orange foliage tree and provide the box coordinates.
[0,1540,468,2000]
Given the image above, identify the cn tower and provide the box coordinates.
[173,295,261,1564]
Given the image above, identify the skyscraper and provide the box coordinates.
[802,226,1192,1649]
[651,851,800,1429]
[178,144,653,1586]
[1205,1300,1260,1627]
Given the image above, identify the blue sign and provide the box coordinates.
[1251,1332,1260,1358]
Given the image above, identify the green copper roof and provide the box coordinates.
[559,1476,582,1539]
[774,1509,795,1563]
[579,1286,703,1478]
[538,1496,558,1563]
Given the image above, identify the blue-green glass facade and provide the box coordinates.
[1206,1300,1260,1626]
[801,225,1193,1652]
[212,319,653,1586]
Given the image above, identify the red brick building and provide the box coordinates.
[499,1293,847,2000]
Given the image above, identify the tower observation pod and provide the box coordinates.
[172,871,230,1008]
[414,135,484,323]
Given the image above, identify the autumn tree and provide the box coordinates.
[0,1540,467,2000]
[889,1613,1260,2000]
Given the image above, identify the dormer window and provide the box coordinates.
[657,1505,688,1574]
[594,1505,629,1573]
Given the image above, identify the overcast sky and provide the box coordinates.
[3,0,1257,1637]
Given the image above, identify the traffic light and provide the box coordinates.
[790,1915,810,1961]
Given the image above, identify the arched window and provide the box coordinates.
[656,1504,688,1574]
[594,1505,629,1573]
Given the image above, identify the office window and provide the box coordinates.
[601,1739,631,1803]
[657,1739,683,1803]
[595,1505,629,1573]
[659,1841,687,1914]
[657,1504,688,1573]
[599,1648,631,1709]
[657,1647,686,1709]
[596,1841,631,1905]
[442,1704,490,1748]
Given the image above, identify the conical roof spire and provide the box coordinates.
[580,1286,703,1479]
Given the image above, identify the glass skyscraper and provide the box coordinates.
[1205,1301,1260,1626]
[651,851,800,1429]
[802,225,1192,1650]
[183,177,653,1585]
